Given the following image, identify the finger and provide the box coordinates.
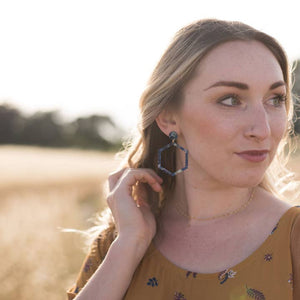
[137,171,163,192]
[108,168,127,190]
[144,169,163,184]
[124,170,163,193]
[131,168,163,184]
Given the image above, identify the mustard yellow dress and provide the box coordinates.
[67,206,300,300]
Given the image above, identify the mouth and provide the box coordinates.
[235,150,269,163]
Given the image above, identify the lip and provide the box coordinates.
[235,150,269,163]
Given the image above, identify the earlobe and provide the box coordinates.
[155,110,179,136]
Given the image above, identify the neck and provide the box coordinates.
[167,170,256,225]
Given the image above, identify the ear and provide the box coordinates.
[155,109,180,137]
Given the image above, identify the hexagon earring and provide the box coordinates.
[158,131,188,176]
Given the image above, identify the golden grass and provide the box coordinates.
[0,145,118,193]
[0,145,119,300]
[1,144,300,300]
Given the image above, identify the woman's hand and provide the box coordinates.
[107,168,163,248]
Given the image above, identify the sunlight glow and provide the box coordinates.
[0,0,299,131]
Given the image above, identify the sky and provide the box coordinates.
[0,0,300,131]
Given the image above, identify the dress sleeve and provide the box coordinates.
[67,231,116,300]
[291,212,300,299]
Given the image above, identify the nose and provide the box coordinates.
[244,105,271,141]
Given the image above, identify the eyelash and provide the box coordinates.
[218,93,287,108]
[218,93,240,106]
[272,94,288,107]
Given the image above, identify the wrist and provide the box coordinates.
[114,234,151,257]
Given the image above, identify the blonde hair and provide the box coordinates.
[88,19,299,246]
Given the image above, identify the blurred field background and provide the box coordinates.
[0,142,300,300]
[0,145,120,300]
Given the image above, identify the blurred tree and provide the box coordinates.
[0,103,123,150]
[292,59,300,134]
[293,60,300,97]
[0,104,24,144]
[19,111,65,146]
[70,115,120,150]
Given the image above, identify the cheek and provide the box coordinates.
[271,113,288,142]
[179,108,235,152]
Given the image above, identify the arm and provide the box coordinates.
[67,168,162,300]
[71,236,149,300]
[67,231,114,299]
[291,213,300,299]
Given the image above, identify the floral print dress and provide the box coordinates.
[67,206,300,300]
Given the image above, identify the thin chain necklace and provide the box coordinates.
[174,187,256,221]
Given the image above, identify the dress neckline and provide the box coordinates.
[148,205,299,279]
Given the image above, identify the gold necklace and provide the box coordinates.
[174,187,256,221]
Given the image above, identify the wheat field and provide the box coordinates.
[0,146,120,300]
[1,144,300,300]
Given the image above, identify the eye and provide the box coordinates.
[218,94,241,107]
[268,94,287,107]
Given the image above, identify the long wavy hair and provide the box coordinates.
[86,19,299,247]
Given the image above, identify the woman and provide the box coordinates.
[67,19,300,299]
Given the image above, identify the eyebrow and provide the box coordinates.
[203,80,286,91]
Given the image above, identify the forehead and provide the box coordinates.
[187,40,284,89]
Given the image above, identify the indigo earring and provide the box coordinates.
[157,131,188,176]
